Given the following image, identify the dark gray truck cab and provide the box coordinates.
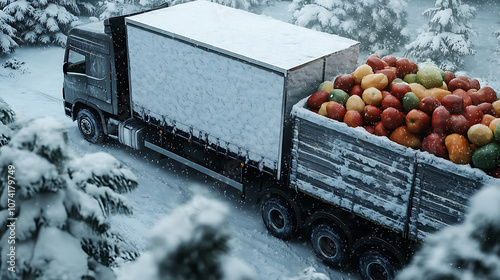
[63,15,132,141]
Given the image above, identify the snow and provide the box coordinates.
[68,152,137,187]
[119,196,258,280]
[0,148,60,199]
[284,267,330,280]
[147,195,229,250]
[126,1,357,71]
[31,227,89,280]
[466,183,500,230]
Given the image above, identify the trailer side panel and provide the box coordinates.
[410,156,493,241]
[127,24,286,171]
[291,99,417,234]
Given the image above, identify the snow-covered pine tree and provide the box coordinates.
[121,195,257,280]
[0,97,15,147]
[96,0,142,21]
[0,9,17,54]
[137,0,270,12]
[1,0,81,47]
[494,13,500,65]
[405,0,476,71]
[0,116,139,280]
[396,181,500,280]
[289,0,409,55]
[283,267,330,280]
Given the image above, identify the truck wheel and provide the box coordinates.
[310,224,348,267]
[260,196,297,240]
[358,250,396,280]
[77,109,104,144]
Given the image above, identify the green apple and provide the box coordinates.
[402,92,420,112]
[328,89,349,106]
[416,65,444,89]
[403,74,417,84]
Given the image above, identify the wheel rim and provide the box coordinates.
[366,261,390,280]
[318,235,338,259]
[80,118,93,136]
[269,209,285,229]
[269,209,285,230]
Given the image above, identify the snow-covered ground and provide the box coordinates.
[0,0,499,279]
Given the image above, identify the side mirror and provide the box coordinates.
[63,62,68,74]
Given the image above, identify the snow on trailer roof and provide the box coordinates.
[125,1,358,73]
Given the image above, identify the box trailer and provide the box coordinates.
[63,1,359,189]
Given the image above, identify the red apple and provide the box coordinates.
[464,105,484,127]
[350,85,363,97]
[381,55,397,67]
[366,54,385,72]
[452,89,473,107]
[385,66,397,76]
[344,110,363,127]
[396,58,418,79]
[334,74,355,93]
[469,78,480,90]
[448,77,471,92]
[419,96,441,115]
[477,87,497,104]
[477,102,497,117]
[468,89,481,105]
[440,94,464,114]
[376,69,397,85]
[381,107,405,130]
[381,90,391,99]
[326,101,346,121]
[390,83,412,100]
[432,106,451,134]
[390,126,421,149]
[363,105,382,125]
[307,91,330,109]
[374,121,390,137]
[422,133,448,158]
[365,126,375,134]
[381,94,402,111]
[405,109,431,134]
[450,114,469,135]
[444,71,456,85]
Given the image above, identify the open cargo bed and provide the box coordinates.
[291,97,497,242]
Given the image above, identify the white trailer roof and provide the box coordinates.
[125,1,358,72]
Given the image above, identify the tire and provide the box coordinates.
[310,224,348,267]
[77,109,104,144]
[260,196,298,240]
[358,250,396,280]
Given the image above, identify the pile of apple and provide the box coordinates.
[307,54,500,177]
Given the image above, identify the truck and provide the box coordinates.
[62,2,497,279]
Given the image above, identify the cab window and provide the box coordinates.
[89,55,106,79]
[67,50,86,74]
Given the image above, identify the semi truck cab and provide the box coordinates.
[63,21,113,119]
[63,15,136,144]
